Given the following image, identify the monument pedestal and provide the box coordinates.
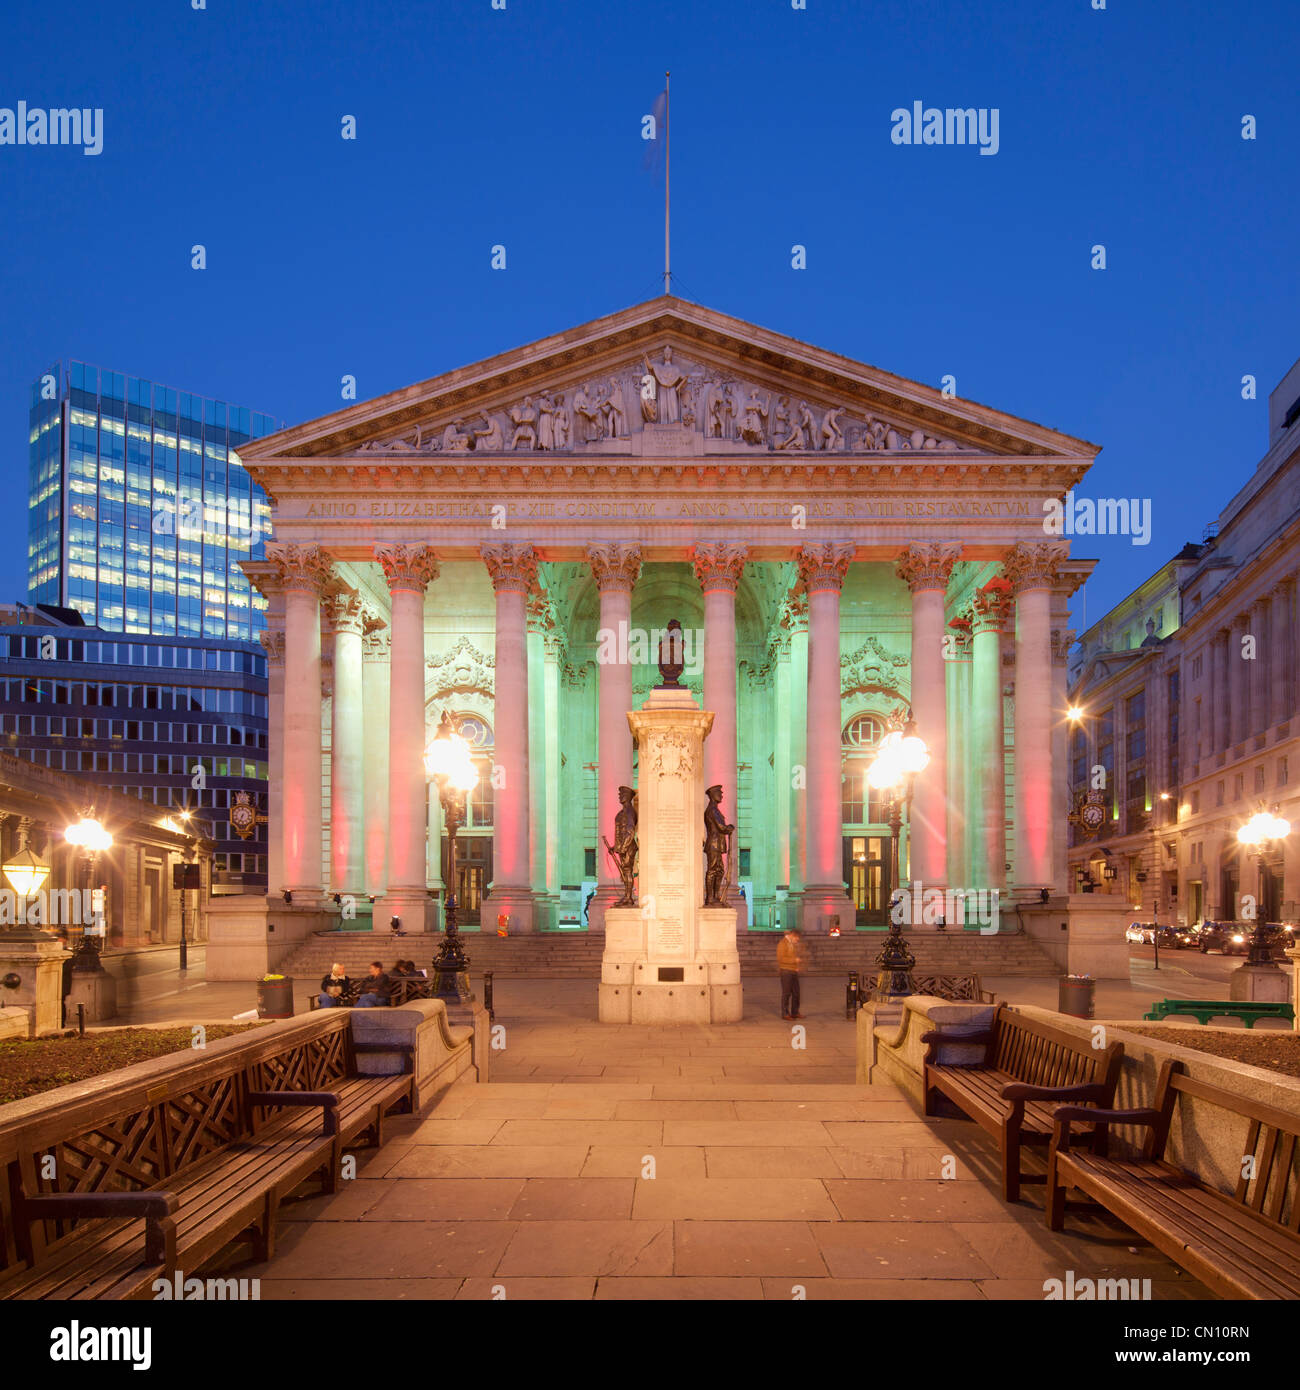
[0,935,66,1036]
[598,686,743,1024]
[1230,962,1291,1004]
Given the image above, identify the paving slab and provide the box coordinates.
[672,1220,828,1277]
[496,1220,673,1277]
[455,1277,597,1299]
[580,1146,708,1179]
[632,1178,838,1222]
[507,1178,636,1221]
[811,1221,995,1280]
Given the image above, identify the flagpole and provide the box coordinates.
[664,70,671,296]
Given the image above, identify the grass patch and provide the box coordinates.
[1123,1025,1300,1080]
[0,1025,266,1104]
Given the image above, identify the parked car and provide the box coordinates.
[1196,921,1250,956]
[1125,922,1190,949]
[1124,922,1151,944]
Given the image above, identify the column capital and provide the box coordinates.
[1052,627,1076,666]
[796,542,855,593]
[362,629,391,663]
[258,628,285,665]
[586,542,642,593]
[1003,541,1069,594]
[691,542,749,593]
[482,541,539,594]
[264,543,333,595]
[375,544,439,593]
[946,617,973,658]
[971,587,1009,634]
[895,542,962,593]
[780,591,809,634]
[322,591,367,637]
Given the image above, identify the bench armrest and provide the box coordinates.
[20,1191,179,1267]
[1002,1081,1110,1104]
[1051,1105,1164,1156]
[248,1089,341,1137]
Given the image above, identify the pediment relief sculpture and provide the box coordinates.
[346,346,973,458]
[841,637,909,697]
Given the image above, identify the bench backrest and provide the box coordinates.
[0,1011,355,1275]
[993,1007,1121,1091]
[913,973,982,1002]
[1153,1061,1300,1235]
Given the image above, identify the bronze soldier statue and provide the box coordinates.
[702,783,734,907]
[603,785,638,907]
[657,617,685,688]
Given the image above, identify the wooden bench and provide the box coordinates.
[1047,1059,1300,1299]
[912,973,995,1005]
[1142,998,1295,1028]
[922,1005,1123,1202]
[0,1011,413,1300]
[309,977,435,1010]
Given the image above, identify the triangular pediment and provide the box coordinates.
[235,297,1098,474]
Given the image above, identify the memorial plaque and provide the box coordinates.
[657,967,685,982]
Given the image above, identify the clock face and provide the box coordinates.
[1081,803,1105,830]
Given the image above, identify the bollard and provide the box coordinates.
[484,970,494,1022]
[845,971,861,1021]
[77,1003,85,1037]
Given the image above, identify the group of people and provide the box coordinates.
[317,958,427,1009]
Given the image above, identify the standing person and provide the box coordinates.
[318,962,351,1008]
[357,960,391,1008]
[776,926,808,1020]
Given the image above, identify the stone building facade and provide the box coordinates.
[1067,357,1300,924]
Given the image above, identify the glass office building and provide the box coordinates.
[28,361,277,638]
[0,611,270,893]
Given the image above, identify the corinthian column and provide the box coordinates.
[692,542,748,921]
[1005,542,1068,893]
[266,544,332,903]
[361,626,390,898]
[257,627,285,895]
[482,542,539,933]
[323,591,367,898]
[797,542,856,934]
[375,544,439,932]
[586,543,642,933]
[970,586,1008,890]
[895,543,961,903]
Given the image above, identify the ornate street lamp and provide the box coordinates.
[1,819,52,941]
[424,711,479,1000]
[64,812,112,970]
[1237,809,1292,966]
[866,710,930,1000]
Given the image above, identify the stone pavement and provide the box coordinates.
[213,978,1212,1300]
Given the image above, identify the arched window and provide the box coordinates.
[841,713,889,825]
[452,713,494,828]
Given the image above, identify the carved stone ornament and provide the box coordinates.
[323,591,367,636]
[481,542,540,594]
[258,629,285,664]
[841,639,908,698]
[362,629,391,662]
[426,635,495,699]
[691,542,749,594]
[374,543,440,593]
[970,588,1009,634]
[1003,542,1069,594]
[895,542,963,594]
[265,543,333,595]
[342,348,971,458]
[796,542,856,593]
[646,731,696,781]
[586,542,643,593]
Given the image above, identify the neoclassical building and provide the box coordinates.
[1067,355,1300,924]
[235,299,1097,938]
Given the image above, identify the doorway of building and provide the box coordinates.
[441,835,491,927]
[844,835,890,927]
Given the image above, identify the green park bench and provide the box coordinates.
[1142,998,1295,1028]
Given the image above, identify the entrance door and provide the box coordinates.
[844,835,890,927]
[441,836,492,927]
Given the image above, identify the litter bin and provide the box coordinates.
[256,975,294,1019]
[1058,974,1095,1019]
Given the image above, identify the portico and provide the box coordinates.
[236,298,1098,944]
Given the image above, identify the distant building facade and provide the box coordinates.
[0,605,268,894]
[1067,358,1300,924]
[28,359,277,639]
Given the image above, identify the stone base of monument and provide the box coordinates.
[0,937,66,1036]
[597,906,744,1024]
[1230,962,1291,1004]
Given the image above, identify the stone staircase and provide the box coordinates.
[280,927,1058,981]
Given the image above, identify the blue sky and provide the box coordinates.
[2,0,1297,626]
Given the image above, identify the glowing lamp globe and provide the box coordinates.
[2,847,49,898]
